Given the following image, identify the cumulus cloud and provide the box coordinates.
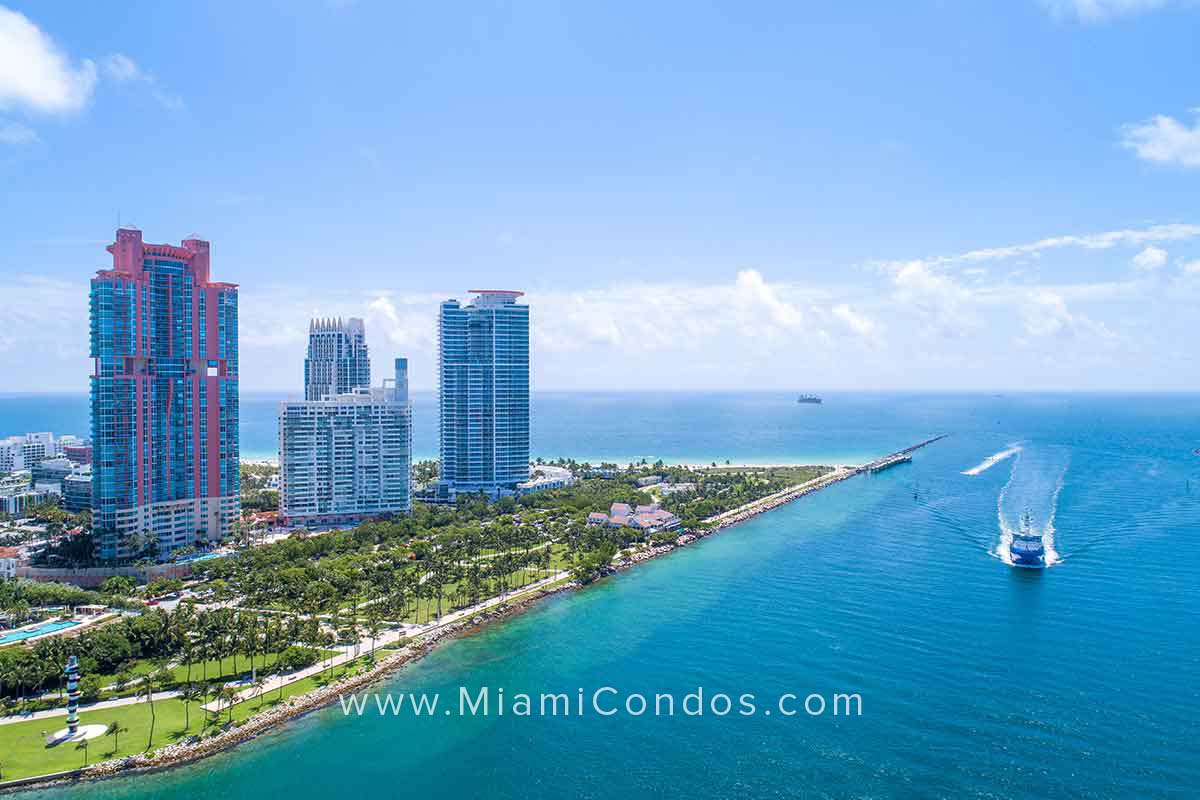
[891,260,978,338]
[1121,110,1200,168]
[1022,290,1111,340]
[0,118,37,144]
[0,6,96,114]
[1182,259,1200,275]
[831,303,876,337]
[1132,245,1168,271]
[1042,0,1177,22]
[732,269,804,331]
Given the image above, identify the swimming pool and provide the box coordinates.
[0,619,80,645]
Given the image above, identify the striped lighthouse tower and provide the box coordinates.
[64,655,81,735]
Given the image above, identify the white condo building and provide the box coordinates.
[0,432,57,473]
[279,358,412,526]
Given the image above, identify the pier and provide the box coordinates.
[866,453,911,473]
[860,434,946,475]
[702,435,948,530]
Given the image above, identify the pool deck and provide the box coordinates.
[0,613,117,648]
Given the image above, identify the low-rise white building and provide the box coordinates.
[0,472,60,515]
[0,432,57,473]
[0,547,21,580]
[517,465,576,495]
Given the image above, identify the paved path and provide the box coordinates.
[2,571,571,726]
[0,690,182,727]
[201,570,570,713]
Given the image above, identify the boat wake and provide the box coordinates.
[963,444,1022,476]
[990,446,1068,567]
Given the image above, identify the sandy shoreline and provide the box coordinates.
[0,461,874,794]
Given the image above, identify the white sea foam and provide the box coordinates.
[963,444,1022,476]
[989,446,1069,567]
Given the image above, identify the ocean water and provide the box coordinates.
[4,391,961,464]
[8,393,1200,798]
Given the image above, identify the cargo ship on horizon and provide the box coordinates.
[797,394,823,404]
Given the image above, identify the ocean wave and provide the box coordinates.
[963,444,1022,476]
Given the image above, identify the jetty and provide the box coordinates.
[866,453,911,473]
[702,434,948,530]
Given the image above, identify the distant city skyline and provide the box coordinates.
[2,2,1199,392]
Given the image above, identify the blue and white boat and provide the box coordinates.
[1010,511,1045,569]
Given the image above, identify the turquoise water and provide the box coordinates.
[8,393,1200,798]
[0,620,80,645]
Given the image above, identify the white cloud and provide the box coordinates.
[876,223,1200,274]
[1182,259,1200,274]
[0,118,37,144]
[891,260,978,338]
[101,53,143,82]
[0,6,96,114]
[1042,0,1177,22]
[1131,245,1168,271]
[1022,290,1111,340]
[1121,110,1200,168]
[732,269,804,331]
[101,52,184,111]
[831,303,876,337]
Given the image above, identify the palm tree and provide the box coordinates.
[106,720,129,755]
[218,685,239,724]
[75,738,90,767]
[273,663,287,702]
[137,668,166,751]
[252,676,267,708]
[180,682,203,731]
[366,613,382,657]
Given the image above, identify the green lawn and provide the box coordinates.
[0,655,377,783]
[92,649,333,696]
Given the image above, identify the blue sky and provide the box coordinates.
[1,0,1198,393]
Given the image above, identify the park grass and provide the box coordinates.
[92,649,334,697]
[399,560,567,624]
[0,655,376,783]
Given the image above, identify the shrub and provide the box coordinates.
[77,675,102,703]
[276,645,320,672]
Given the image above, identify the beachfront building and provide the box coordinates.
[304,317,371,401]
[0,432,56,473]
[517,465,576,495]
[437,290,530,498]
[279,358,412,526]
[90,227,240,561]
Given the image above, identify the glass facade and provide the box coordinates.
[438,291,530,494]
[304,317,370,401]
[90,228,239,561]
